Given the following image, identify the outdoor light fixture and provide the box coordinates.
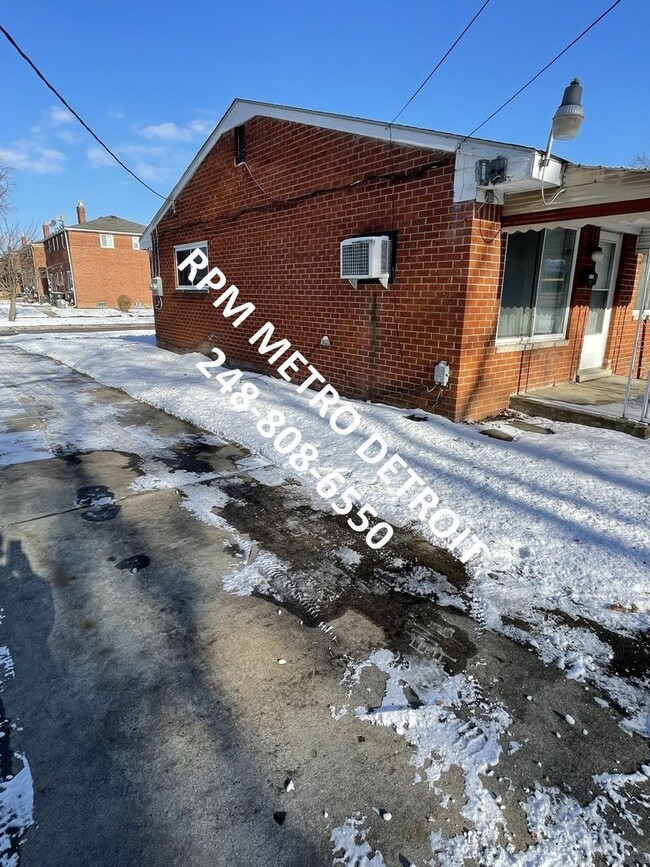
[540,78,585,167]
[591,246,604,263]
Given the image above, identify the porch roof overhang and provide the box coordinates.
[501,165,650,235]
[502,200,650,235]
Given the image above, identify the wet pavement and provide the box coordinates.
[0,344,648,866]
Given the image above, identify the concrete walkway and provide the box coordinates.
[0,346,648,866]
[511,376,650,439]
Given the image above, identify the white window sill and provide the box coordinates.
[495,337,570,353]
[632,311,650,320]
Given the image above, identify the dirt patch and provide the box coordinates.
[215,477,476,672]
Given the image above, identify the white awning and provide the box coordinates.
[502,211,650,235]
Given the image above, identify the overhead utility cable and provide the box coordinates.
[0,24,167,199]
[390,0,492,125]
[457,0,623,146]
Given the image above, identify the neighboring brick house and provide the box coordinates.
[140,99,650,421]
[42,202,152,309]
[17,238,47,300]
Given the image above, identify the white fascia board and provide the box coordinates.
[454,142,564,203]
[140,98,538,248]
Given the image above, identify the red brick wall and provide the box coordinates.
[18,243,45,291]
[453,222,648,420]
[152,115,648,422]
[43,231,71,295]
[606,235,647,379]
[453,223,596,419]
[69,231,151,308]
[154,115,473,418]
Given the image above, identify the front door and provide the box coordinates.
[579,231,621,372]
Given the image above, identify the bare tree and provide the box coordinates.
[0,221,26,322]
[0,163,37,321]
[632,153,650,169]
[0,163,10,216]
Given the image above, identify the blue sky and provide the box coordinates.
[1,0,647,233]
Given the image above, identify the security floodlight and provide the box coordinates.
[551,78,584,140]
[541,78,585,167]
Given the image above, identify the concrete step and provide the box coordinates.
[508,394,650,439]
[575,366,612,383]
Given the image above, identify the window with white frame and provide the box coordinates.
[174,241,209,290]
[132,237,140,250]
[497,228,578,341]
[100,234,115,248]
[633,253,650,317]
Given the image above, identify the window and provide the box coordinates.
[132,237,140,250]
[100,234,115,248]
[235,125,246,165]
[498,228,578,341]
[174,241,209,290]
[634,254,650,317]
[95,301,107,308]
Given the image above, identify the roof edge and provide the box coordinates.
[140,98,547,247]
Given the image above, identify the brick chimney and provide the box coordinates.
[43,222,50,239]
[76,200,86,224]
[20,235,27,247]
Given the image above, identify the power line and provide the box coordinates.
[391,0,492,125]
[0,24,168,200]
[458,0,623,146]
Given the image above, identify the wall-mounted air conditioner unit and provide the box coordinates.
[340,236,391,288]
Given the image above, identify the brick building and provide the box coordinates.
[42,202,152,309]
[17,238,47,300]
[140,100,650,421]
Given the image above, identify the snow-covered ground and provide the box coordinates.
[1,332,648,866]
[0,301,153,329]
[5,335,647,614]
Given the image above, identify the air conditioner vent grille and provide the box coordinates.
[341,241,371,277]
[340,235,391,286]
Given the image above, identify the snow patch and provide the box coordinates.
[0,758,34,867]
[330,817,386,867]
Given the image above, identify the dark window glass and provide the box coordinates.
[498,232,540,339]
[498,228,576,340]
[534,229,576,336]
[175,245,208,288]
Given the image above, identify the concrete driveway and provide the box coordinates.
[0,344,648,866]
